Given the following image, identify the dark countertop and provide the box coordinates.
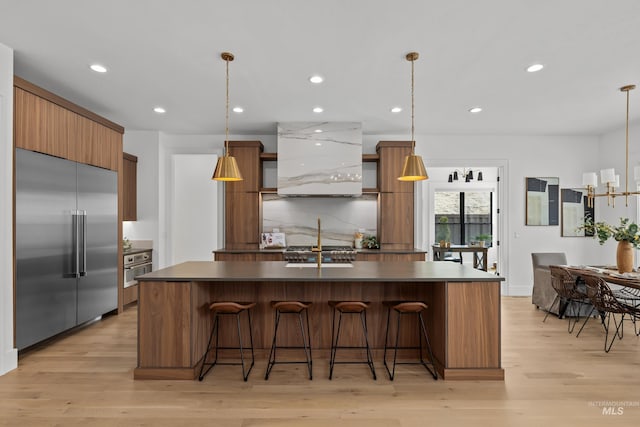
[213,248,428,254]
[123,247,153,255]
[137,261,503,283]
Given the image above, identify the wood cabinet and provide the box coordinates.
[356,252,425,261]
[376,141,414,250]
[123,152,138,221]
[14,78,123,171]
[377,141,414,193]
[226,141,263,192]
[214,252,284,261]
[224,141,264,249]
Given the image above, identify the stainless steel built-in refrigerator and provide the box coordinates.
[15,148,118,350]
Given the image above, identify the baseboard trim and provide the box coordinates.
[0,347,18,376]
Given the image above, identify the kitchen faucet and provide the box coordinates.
[311,217,322,268]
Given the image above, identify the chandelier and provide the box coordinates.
[212,52,243,181]
[398,52,428,181]
[448,168,483,183]
[582,85,638,207]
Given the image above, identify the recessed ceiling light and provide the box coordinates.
[309,75,324,84]
[314,129,323,133]
[313,107,323,113]
[232,106,244,113]
[526,64,544,73]
[90,64,107,73]
[153,107,166,114]
[315,142,322,146]
[391,107,402,113]
[469,107,483,113]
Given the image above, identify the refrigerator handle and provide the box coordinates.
[80,210,87,276]
[70,211,80,278]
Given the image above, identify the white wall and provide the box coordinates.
[0,42,17,375]
[123,131,161,262]
[171,154,219,264]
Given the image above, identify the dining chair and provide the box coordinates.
[544,265,592,333]
[580,274,640,352]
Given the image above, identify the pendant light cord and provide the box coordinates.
[410,56,415,153]
[625,88,629,196]
[225,56,230,157]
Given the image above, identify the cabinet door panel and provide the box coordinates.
[377,144,414,193]
[14,88,68,158]
[226,142,262,192]
[379,193,413,248]
[225,193,260,246]
[123,155,137,220]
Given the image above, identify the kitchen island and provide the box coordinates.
[134,261,504,381]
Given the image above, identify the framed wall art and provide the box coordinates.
[526,177,559,225]
[560,188,594,236]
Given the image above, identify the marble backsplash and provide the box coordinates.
[262,194,377,247]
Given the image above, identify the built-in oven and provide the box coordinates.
[124,251,152,288]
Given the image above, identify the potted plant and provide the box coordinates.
[580,217,640,273]
[436,217,451,247]
[362,235,380,249]
[475,233,491,247]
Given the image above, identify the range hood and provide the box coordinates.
[277,122,362,196]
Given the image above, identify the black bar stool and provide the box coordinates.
[198,301,256,381]
[265,301,313,380]
[328,301,376,380]
[383,301,437,380]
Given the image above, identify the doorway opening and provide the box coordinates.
[422,164,506,287]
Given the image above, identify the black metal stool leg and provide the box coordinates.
[198,313,219,381]
[297,310,312,379]
[383,306,392,377]
[329,310,342,380]
[265,310,281,380]
[418,312,438,380]
[305,309,313,379]
[360,310,377,380]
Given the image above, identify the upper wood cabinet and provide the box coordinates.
[13,77,123,171]
[123,152,138,221]
[377,141,414,193]
[226,141,263,192]
[14,88,70,159]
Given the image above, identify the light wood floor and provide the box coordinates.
[1,297,639,426]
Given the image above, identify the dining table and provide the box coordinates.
[432,244,488,271]
[564,265,640,290]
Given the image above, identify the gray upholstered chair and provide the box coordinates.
[531,252,567,314]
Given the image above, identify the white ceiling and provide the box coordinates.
[1,0,640,136]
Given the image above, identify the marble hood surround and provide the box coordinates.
[277,122,362,196]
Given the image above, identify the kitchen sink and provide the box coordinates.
[285,263,353,268]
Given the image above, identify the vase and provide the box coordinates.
[616,241,634,273]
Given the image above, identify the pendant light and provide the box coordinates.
[398,52,428,181]
[212,52,243,181]
[582,84,639,207]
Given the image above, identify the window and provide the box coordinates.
[435,191,493,246]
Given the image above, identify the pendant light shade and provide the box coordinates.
[212,52,243,182]
[212,153,242,181]
[398,154,428,181]
[398,52,428,181]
